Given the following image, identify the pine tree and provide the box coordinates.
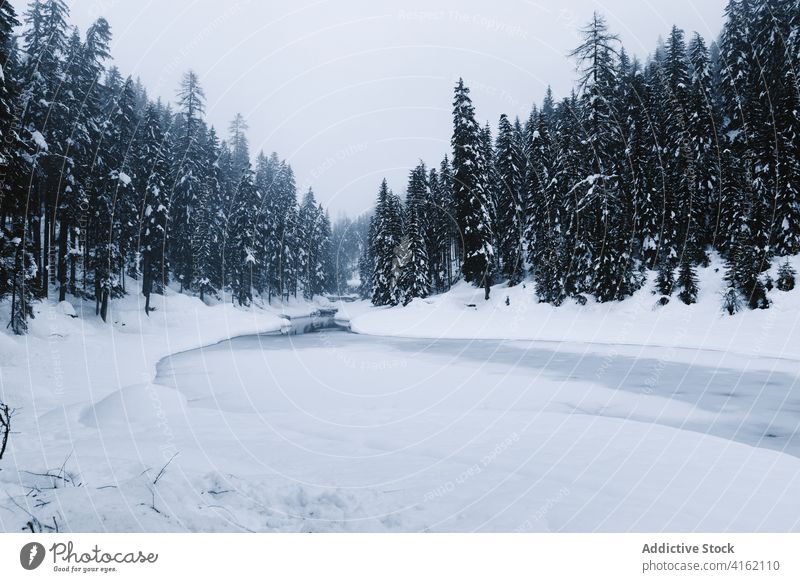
[357,218,376,299]
[1,1,35,334]
[429,157,456,292]
[662,26,696,266]
[193,125,222,301]
[776,261,796,291]
[228,113,250,179]
[227,167,259,306]
[170,70,207,291]
[494,114,525,285]
[527,108,568,304]
[297,188,332,299]
[369,179,403,306]
[452,79,494,299]
[570,13,638,302]
[677,259,699,304]
[398,166,432,304]
[20,0,71,298]
[73,18,120,320]
[136,105,170,314]
[687,33,721,253]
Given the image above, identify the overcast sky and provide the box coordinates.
[22,0,726,217]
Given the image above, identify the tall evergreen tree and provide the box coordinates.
[170,70,207,291]
[398,165,432,304]
[369,179,403,306]
[135,104,170,315]
[494,114,525,285]
[452,79,494,299]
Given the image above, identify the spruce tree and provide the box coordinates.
[776,261,796,292]
[494,114,525,285]
[227,167,259,306]
[452,79,494,299]
[399,166,432,304]
[0,0,34,333]
[370,179,402,306]
[170,70,207,292]
[570,13,638,302]
[136,105,170,315]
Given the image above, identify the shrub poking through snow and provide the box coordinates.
[677,261,699,305]
[722,287,742,316]
[777,261,796,292]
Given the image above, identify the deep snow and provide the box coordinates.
[1,258,799,532]
[344,257,800,362]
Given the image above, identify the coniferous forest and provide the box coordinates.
[361,1,800,313]
[4,0,800,541]
[0,0,337,335]
[2,0,800,337]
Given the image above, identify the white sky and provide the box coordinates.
[20,0,725,217]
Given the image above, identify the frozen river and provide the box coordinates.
[146,320,800,531]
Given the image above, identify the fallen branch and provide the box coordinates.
[0,403,14,461]
[153,452,179,486]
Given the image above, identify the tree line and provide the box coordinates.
[0,0,337,335]
[361,0,800,313]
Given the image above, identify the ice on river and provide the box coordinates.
[140,329,800,531]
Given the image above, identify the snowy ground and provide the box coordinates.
[1,258,799,532]
[344,255,800,361]
[0,285,327,531]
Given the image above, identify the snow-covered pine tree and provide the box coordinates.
[74,18,122,320]
[0,0,35,334]
[254,151,279,299]
[687,33,721,255]
[357,215,376,299]
[451,79,494,299]
[718,0,772,310]
[135,104,170,315]
[193,124,222,301]
[170,70,207,292]
[20,0,71,297]
[314,206,334,297]
[661,26,697,269]
[494,114,525,285]
[228,113,250,179]
[226,167,259,306]
[677,258,699,304]
[398,165,432,304]
[297,188,332,299]
[108,77,143,286]
[527,107,568,305]
[369,179,403,306]
[752,0,800,257]
[275,160,299,300]
[428,156,457,292]
[569,13,638,302]
[776,260,796,292]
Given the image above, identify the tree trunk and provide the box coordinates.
[142,254,152,315]
[69,229,77,295]
[100,289,109,322]
[57,215,68,302]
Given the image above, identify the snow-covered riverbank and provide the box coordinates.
[344,257,800,362]
[0,285,330,532]
[2,261,800,533]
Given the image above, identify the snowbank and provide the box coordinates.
[348,256,800,361]
[0,282,332,532]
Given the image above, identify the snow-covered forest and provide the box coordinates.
[2,0,800,535]
[360,2,800,312]
[0,0,340,335]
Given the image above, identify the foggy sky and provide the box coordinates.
[22,1,725,217]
